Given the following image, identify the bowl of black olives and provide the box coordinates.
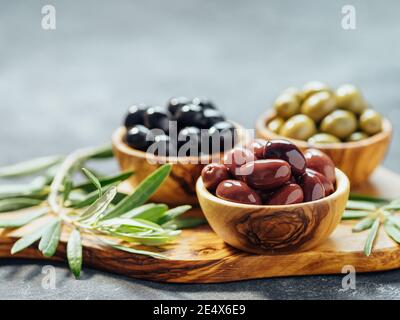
[196,138,350,255]
[112,97,248,205]
[256,82,392,186]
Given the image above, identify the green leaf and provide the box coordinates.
[387,216,400,229]
[109,230,181,246]
[352,217,374,232]
[0,198,43,213]
[163,217,207,230]
[364,218,380,257]
[346,200,377,211]
[0,207,49,228]
[62,177,73,204]
[69,185,126,209]
[384,221,400,244]
[157,205,192,225]
[101,164,172,220]
[81,168,102,197]
[87,145,114,159]
[121,204,168,222]
[74,171,134,193]
[349,193,389,204]
[0,177,49,200]
[11,222,51,254]
[382,204,400,211]
[67,229,82,279]
[112,244,167,259]
[341,210,370,220]
[0,155,63,178]
[38,219,62,257]
[78,186,117,223]
[98,218,163,233]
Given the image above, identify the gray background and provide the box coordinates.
[0,0,399,299]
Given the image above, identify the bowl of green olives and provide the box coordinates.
[256,82,392,186]
[112,97,249,205]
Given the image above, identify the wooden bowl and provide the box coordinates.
[196,169,350,255]
[256,110,392,186]
[112,125,249,206]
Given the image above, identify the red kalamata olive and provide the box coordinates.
[307,168,334,196]
[216,180,262,205]
[223,147,256,177]
[247,139,268,159]
[267,183,304,205]
[263,139,306,176]
[304,148,336,184]
[201,163,230,191]
[236,159,291,191]
[298,170,326,202]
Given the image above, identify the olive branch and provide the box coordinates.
[0,145,205,278]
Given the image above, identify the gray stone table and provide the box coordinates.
[0,0,399,299]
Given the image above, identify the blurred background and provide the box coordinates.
[0,0,399,170]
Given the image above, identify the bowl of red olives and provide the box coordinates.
[196,139,350,255]
[112,97,248,205]
[256,82,392,186]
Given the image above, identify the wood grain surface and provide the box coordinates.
[0,167,399,283]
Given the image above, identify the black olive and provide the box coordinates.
[208,121,237,153]
[202,109,225,128]
[175,104,206,128]
[177,127,201,156]
[124,104,147,128]
[192,97,216,110]
[167,96,189,117]
[125,125,152,151]
[143,106,170,132]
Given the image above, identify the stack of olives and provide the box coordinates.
[123,97,236,156]
[269,82,383,144]
[201,139,336,205]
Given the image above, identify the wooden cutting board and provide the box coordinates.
[0,167,400,283]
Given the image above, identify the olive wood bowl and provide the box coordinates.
[112,124,249,206]
[256,110,392,186]
[196,168,350,254]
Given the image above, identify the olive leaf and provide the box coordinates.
[364,218,380,257]
[0,155,63,178]
[346,200,377,211]
[81,168,102,197]
[67,229,82,279]
[157,205,192,225]
[0,198,43,213]
[349,193,389,204]
[11,221,53,254]
[38,219,62,257]
[121,204,168,222]
[342,210,370,220]
[62,176,73,204]
[98,218,164,233]
[0,207,49,228]
[352,217,374,232]
[384,221,400,244]
[101,164,172,220]
[74,171,134,193]
[69,185,125,209]
[162,217,207,230]
[78,185,117,223]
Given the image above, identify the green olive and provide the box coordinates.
[335,84,367,114]
[267,117,285,133]
[283,87,304,103]
[301,91,337,122]
[359,109,382,135]
[279,114,317,140]
[273,93,301,119]
[301,81,331,100]
[320,110,357,139]
[308,133,341,144]
[347,131,369,142]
